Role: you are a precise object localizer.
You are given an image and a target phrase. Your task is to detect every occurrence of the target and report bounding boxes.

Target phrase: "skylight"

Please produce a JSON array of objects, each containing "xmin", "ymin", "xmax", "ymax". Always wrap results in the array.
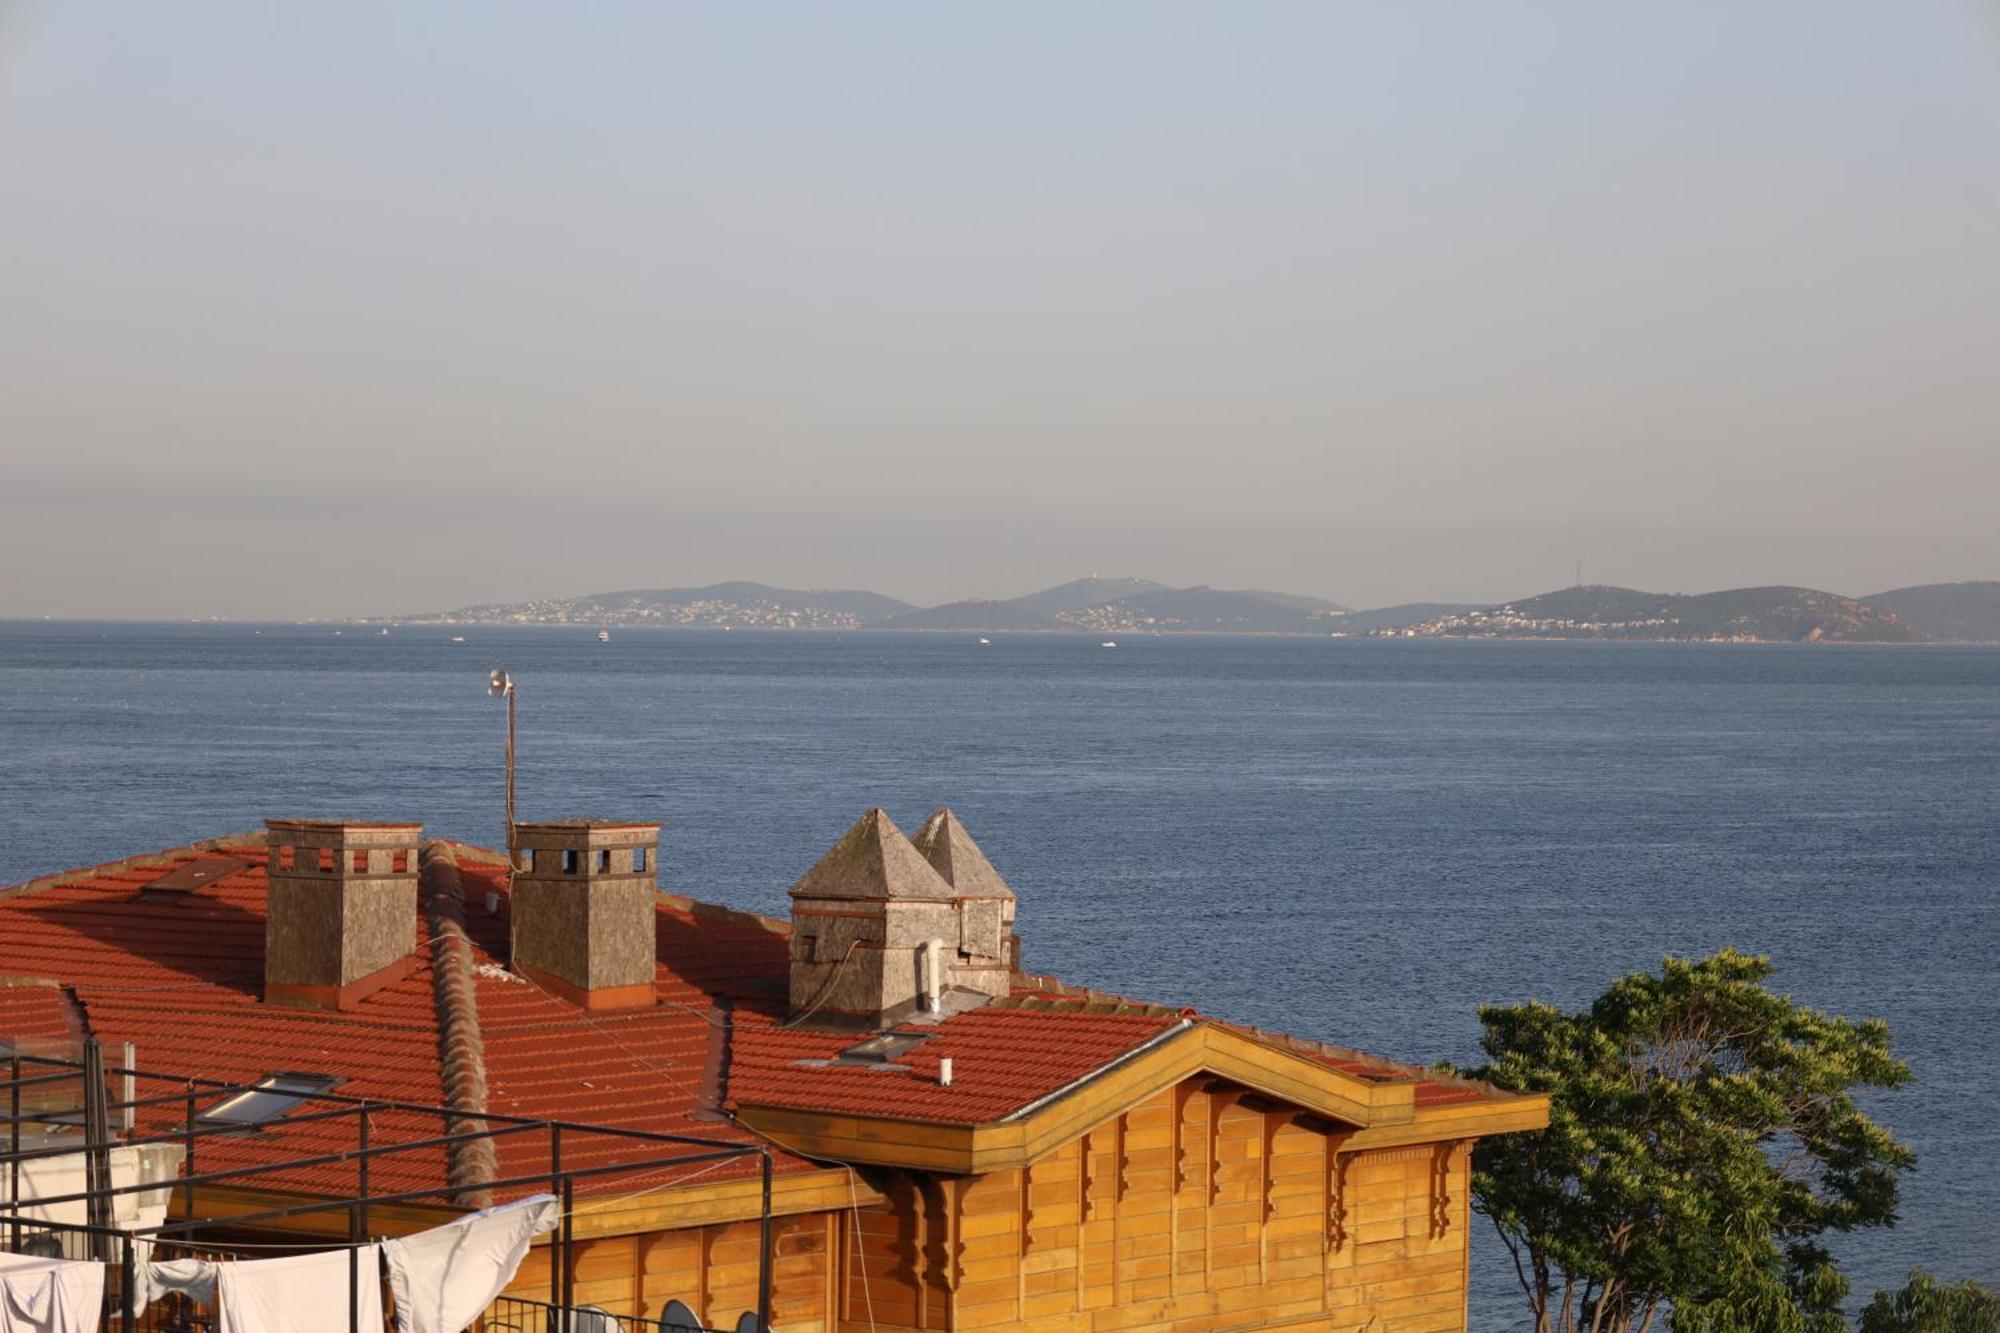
[
  {"xmin": 196, "ymin": 1073, "xmax": 338, "ymax": 1128},
  {"xmin": 836, "ymin": 1032, "xmax": 932, "ymax": 1065}
]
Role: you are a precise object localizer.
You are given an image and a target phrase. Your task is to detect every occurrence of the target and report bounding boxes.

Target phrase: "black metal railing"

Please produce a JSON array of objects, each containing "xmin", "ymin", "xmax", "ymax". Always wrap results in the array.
[
  {"xmin": 3, "ymin": 1047, "xmax": 775, "ymax": 1333},
  {"xmin": 486, "ymin": 1293, "xmax": 735, "ymax": 1333}
]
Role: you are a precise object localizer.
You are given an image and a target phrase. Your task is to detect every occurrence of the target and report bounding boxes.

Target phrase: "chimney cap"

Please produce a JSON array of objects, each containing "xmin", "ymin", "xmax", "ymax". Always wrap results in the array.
[
  {"xmin": 266, "ymin": 819, "xmax": 423, "ymax": 833},
  {"xmin": 512, "ymin": 818, "xmax": 660, "ymax": 833}
]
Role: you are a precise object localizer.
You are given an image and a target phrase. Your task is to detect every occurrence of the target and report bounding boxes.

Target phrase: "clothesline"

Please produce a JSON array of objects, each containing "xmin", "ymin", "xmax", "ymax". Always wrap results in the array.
[{"xmin": 0, "ymin": 1193, "xmax": 561, "ymax": 1333}]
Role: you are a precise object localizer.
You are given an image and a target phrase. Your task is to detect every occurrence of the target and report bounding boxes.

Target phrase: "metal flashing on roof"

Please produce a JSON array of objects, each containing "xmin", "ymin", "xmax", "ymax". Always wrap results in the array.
[
  {"xmin": 836, "ymin": 1032, "xmax": 933, "ymax": 1065},
  {"xmin": 143, "ymin": 855, "xmax": 251, "ymax": 895}
]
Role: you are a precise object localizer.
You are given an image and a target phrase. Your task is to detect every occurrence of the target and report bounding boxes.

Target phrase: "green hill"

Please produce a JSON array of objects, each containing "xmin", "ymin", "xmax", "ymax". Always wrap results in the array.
[
  {"xmin": 1396, "ymin": 585, "xmax": 1924, "ymax": 643},
  {"xmin": 1861, "ymin": 581, "xmax": 2000, "ymax": 642}
]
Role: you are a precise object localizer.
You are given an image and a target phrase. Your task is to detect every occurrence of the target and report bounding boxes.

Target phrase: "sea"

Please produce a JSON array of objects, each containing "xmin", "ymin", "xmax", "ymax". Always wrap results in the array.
[{"xmin": 1, "ymin": 621, "xmax": 1994, "ymax": 1325}]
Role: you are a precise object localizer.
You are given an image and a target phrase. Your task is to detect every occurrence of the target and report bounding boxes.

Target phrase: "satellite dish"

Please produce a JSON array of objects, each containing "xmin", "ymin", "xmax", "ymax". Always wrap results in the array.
[
  {"xmin": 570, "ymin": 1308, "xmax": 623, "ymax": 1333},
  {"xmin": 659, "ymin": 1301, "xmax": 701, "ymax": 1333}
]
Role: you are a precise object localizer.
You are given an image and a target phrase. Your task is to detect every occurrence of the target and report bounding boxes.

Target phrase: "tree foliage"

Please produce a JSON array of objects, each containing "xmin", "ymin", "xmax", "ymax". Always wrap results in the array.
[
  {"xmin": 1461, "ymin": 949, "xmax": 1912, "ymax": 1333},
  {"xmin": 1855, "ymin": 1270, "xmax": 2000, "ymax": 1333}
]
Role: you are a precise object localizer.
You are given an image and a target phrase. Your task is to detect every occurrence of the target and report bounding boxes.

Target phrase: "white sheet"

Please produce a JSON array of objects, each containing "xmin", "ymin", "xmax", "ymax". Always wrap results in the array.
[
  {"xmin": 0, "ymin": 1255, "xmax": 104, "ymax": 1333},
  {"xmin": 381, "ymin": 1194, "xmax": 561, "ymax": 1333},
  {"xmin": 137, "ymin": 1257, "xmax": 219, "ymax": 1318},
  {"xmin": 215, "ymin": 1245, "xmax": 382, "ymax": 1333}
]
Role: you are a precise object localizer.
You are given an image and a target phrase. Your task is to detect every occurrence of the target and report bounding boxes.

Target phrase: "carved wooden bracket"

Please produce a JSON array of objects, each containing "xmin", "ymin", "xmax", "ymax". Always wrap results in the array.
[
  {"xmin": 1326, "ymin": 1139, "xmax": 1351, "ymax": 1254},
  {"xmin": 1172, "ymin": 1083, "xmax": 1195, "ymax": 1193},
  {"xmin": 1115, "ymin": 1112, "xmax": 1133, "ymax": 1203},
  {"xmin": 1020, "ymin": 1163, "xmax": 1036, "ymax": 1255},
  {"xmin": 1260, "ymin": 1112, "xmax": 1281, "ymax": 1222},
  {"xmin": 1079, "ymin": 1130, "xmax": 1098, "ymax": 1222},
  {"xmin": 943, "ymin": 1178, "xmax": 965, "ymax": 1292},
  {"xmin": 1208, "ymin": 1090, "xmax": 1241, "ymax": 1205},
  {"xmin": 1429, "ymin": 1141, "xmax": 1464, "ymax": 1240}
]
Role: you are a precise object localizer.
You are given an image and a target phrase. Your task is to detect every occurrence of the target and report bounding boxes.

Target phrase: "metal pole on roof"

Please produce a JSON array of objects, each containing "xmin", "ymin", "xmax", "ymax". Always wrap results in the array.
[
  {"xmin": 82, "ymin": 1037, "xmax": 112, "ymax": 1262},
  {"xmin": 756, "ymin": 1149, "xmax": 774, "ymax": 1332},
  {"xmin": 489, "ymin": 669, "xmax": 517, "ymax": 852},
  {"xmin": 120, "ymin": 1232, "xmax": 136, "ymax": 1333},
  {"xmin": 8, "ymin": 1053, "xmax": 21, "ymax": 1253}
]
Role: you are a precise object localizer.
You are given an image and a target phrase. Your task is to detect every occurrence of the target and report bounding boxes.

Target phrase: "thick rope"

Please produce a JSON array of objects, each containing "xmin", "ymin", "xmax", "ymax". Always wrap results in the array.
[{"xmin": 419, "ymin": 842, "xmax": 498, "ymax": 1206}]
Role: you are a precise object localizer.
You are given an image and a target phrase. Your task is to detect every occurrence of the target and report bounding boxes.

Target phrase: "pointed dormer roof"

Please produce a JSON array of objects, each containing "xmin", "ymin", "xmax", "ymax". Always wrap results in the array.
[
  {"xmin": 789, "ymin": 808, "xmax": 956, "ymax": 903},
  {"xmin": 909, "ymin": 807, "xmax": 1015, "ymax": 901}
]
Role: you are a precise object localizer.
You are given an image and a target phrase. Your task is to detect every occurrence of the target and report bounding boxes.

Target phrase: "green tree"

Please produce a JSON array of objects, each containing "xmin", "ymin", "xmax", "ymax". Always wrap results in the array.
[
  {"xmin": 1461, "ymin": 949, "xmax": 1912, "ymax": 1333},
  {"xmin": 1856, "ymin": 1270, "xmax": 2000, "ymax": 1333}
]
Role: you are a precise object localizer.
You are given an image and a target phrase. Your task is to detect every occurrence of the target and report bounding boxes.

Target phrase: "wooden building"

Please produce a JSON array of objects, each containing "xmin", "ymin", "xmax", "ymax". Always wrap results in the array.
[{"xmin": 0, "ymin": 809, "xmax": 1545, "ymax": 1331}]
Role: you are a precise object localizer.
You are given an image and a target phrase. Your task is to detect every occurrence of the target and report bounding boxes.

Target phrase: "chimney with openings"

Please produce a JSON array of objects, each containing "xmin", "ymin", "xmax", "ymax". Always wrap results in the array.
[
  {"xmin": 264, "ymin": 820, "xmax": 423, "ymax": 1010},
  {"xmin": 788, "ymin": 808, "xmax": 1017, "ymax": 1029},
  {"xmin": 508, "ymin": 820, "xmax": 660, "ymax": 1011}
]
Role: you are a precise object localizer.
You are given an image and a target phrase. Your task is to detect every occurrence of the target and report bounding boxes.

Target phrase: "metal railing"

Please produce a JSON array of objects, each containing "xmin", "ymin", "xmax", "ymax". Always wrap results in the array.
[
  {"xmin": 486, "ymin": 1293, "xmax": 737, "ymax": 1333},
  {"xmin": 2, "ymin": 1047, "xmax": 775, "ymax": 1333}
]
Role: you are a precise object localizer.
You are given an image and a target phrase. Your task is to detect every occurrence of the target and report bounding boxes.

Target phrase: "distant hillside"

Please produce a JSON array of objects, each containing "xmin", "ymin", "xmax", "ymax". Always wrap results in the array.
[
  {"xmin": 1862, "ymin": 581, "xmax": 2000, "ymax": 642},
  {"xmin": 866, "ymin": 579, "xmax": 1349, "ymax": 634},
  {"xmin": 1323, "ymin": 603, "xmax": 1484, "ymax": 634},
  {"xmin": 1058, "ymin": 586, "xmax": 1348, "ymax": 634},
  {"xmin": 870, "ymin": 599, "xmax": 1060, "ymax": 632},
  {"xmin": 405, "ymin": 582, "xmax": 917, "ymax": 630},
  {"xmin": 1391, "ymin": 585, "xmax": 1923, "ymax": 643},
  {"xmin": 1007, "ymin": 577, "xmax": 1170, "ymax": 618}
]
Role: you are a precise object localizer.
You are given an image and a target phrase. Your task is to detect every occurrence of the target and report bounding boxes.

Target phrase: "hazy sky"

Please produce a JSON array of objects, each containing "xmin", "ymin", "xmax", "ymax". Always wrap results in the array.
[{"xmin": 3, "ymin": 3, "xmax": 1997, "ymax": 618}]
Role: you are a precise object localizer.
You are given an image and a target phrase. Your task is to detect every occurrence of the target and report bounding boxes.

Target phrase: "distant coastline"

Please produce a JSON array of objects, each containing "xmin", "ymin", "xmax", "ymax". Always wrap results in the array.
[{"xmin": 368, "ymin": 577, "xmax": 2000, "ymax": 645}]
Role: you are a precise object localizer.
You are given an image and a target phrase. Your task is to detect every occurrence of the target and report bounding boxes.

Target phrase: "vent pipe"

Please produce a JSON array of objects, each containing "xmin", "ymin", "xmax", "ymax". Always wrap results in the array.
[{"xmin": 923, "ymin": 938, "xmax": 944, "ymax": 1013}]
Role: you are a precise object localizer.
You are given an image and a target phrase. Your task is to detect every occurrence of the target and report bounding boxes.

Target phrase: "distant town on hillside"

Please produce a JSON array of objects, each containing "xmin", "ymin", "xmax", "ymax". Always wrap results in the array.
[{"xmin": 383, "ymin": 578, "xmax": 2000, "ymax": 644}]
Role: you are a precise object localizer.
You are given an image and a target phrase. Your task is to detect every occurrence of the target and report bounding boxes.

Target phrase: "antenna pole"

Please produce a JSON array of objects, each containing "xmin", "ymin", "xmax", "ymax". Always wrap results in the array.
[{"xmin": 490, "ymin": 669, "xmax": 517, "ymax": 852}]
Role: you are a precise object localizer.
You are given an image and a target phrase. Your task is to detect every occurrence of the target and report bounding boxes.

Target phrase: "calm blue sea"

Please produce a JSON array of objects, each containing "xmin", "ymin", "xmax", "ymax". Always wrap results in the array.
[{"xmin": 1, "ymin": 622, "xmax": 1994, "ymax": 1324}]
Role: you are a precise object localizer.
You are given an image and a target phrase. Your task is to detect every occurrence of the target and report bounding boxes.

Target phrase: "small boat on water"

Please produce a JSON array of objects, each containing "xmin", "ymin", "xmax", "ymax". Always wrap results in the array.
[
  {"xmin": 978, "ymin": 637, "xmax": 992, "ymax": 646},
  {"xmin": 1100, "ymin": 640, "xmax": 1117, "ymax": 649},
  {"xmin": 598, "ymin": 629, "xmax": 612, "ymax": 643},
  {"xmin": 450, "ymin": 635, "xmax": 467, "ymax": 643},
  {"xmin": 380, "ymin": 628, "xmax": 391, "ymax": 636}
]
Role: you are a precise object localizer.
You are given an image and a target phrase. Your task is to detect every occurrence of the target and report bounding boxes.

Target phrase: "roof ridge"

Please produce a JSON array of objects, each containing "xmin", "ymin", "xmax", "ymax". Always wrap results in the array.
[
  {"xmin": 420, "ymin": 841, "xmax": 499, "ymax": 1206},
  {"xmin": 657, "ymin": 891, "xmax": 790, "ymax": 936},
  {"xmin": 0, "ymin": 831, "xmax": 266, "ymax": 902}
]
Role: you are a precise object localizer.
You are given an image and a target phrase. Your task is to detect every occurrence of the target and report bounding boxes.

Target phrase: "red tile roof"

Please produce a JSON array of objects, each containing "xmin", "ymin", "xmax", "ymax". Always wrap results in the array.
[
  {"xmin": 0, "ymin": 833, "xmax": 1511, "ymax": 1208},
  {"xmin": 0, "ymin": 981, "xmax": 79, "ymax": 1049}
]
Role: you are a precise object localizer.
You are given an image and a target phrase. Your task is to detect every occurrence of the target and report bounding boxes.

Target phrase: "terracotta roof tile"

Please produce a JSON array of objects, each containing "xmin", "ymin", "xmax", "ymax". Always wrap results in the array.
[{"xmin": 2, "ymin": 832, "xmax": 1518, "ymax": 1206}]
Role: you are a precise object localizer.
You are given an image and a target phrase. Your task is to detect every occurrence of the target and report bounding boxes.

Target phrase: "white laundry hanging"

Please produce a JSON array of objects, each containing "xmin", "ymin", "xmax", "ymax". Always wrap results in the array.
[
  {"xmin": 214, "ymin": 1245, "xmax": 382, "ymax": 1333},
  {"xmin": 136, "ymin": 1256, "xmax": 218, "ymax": 1318},
  {"xmin": 381, "ymin": 1194, "xmax": 560, "ymax": 1333},
  {"xmin": 0, "ymin": 1253, "xmax": 105, "ymax": 1333}
]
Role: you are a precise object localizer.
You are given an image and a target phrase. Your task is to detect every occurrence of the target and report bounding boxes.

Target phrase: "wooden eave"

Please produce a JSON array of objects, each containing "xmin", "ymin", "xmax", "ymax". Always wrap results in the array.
[{"xmin": 732, "ymin": 1022, "xmax": 1550, "ymax": 1174}]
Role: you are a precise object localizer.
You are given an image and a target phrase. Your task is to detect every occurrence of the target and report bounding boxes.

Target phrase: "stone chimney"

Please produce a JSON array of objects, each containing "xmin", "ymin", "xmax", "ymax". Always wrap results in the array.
[
  {"xmin": 788, "ymin": 808, "xmax": 1016, "ymax": 1029},
  {"xmin": 508, "ymin": 820, "xmax": 660, "ymax": 1011},
  {"xmin": 264, "ymin": 820, "xmax": 423, "ymax": 1010}
]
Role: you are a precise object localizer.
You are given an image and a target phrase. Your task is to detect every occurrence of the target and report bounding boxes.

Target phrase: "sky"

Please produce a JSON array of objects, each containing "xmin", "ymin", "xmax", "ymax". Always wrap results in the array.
[{"xmin": 2, "ymin": 2, "xmax": 1997, "ymax": 618}]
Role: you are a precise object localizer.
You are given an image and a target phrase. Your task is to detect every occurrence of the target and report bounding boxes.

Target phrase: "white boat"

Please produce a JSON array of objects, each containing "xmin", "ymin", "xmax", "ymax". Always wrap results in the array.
[
  {"xmin": 1100, "ymin": 640, "xmax": 1117, "ymax": 649},
  {"xmin": 450, "ymin": 635, "xmax": 467, "ymax": 643},
  {"xmin": 978, "ymin": 637, "xmax": 991, "ymax": 646},
  {"xmin": 380, "ymin": 628, "xmax": 390, "ymax": 636},
  {"xmin": 597, "ymin": 629, "xmax": 612, "ymax": 643}
]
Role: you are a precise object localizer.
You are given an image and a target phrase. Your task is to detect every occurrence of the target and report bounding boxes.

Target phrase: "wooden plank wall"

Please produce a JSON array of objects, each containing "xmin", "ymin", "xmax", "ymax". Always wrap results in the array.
[
  {"xmin": 491, "ymin": 1077, "xmax": 1472, "ymax": 1333},
  {"xmin": 836, "ymin": 1081, "xmax": 1473, "ymax": 1333},
  {"xmin": 502, "ymin": 1210, "xmax": 835, "ymax": 1332}
]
